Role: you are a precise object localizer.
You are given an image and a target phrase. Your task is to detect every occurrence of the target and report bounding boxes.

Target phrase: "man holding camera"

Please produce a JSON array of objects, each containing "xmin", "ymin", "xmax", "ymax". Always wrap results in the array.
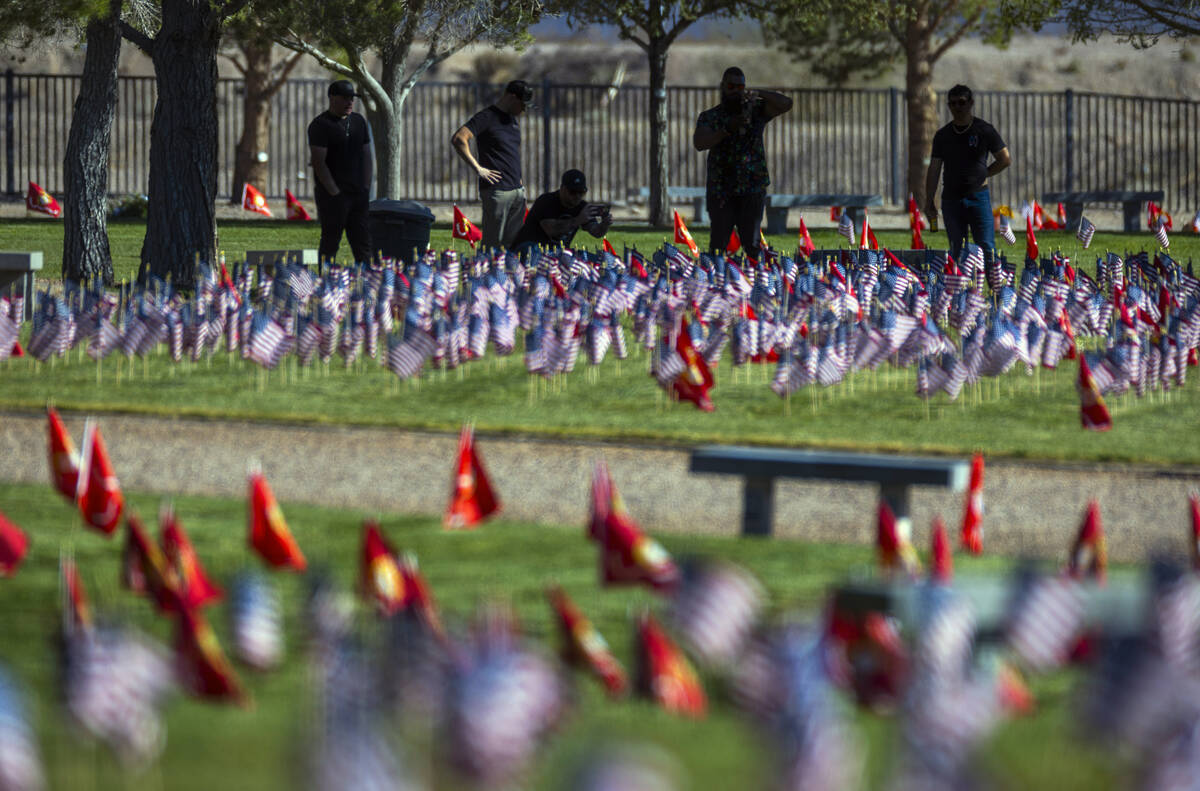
[
  {"xmin": 308, "ymin": 79, "xmax": 374, "ymax": 264},
  {"xmin": 693, "ymin": 67, "xmax": 793, "ymax": 261},
  {"xmin": 510, "ymin": 169, "xmax": 612, "ymax": 253}
]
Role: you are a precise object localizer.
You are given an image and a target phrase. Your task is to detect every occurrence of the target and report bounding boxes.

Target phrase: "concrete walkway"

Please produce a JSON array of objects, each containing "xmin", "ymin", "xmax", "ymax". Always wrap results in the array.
[{"xmin": 2, "ymin": 411, "xmax": 1198, "ymax": 563}]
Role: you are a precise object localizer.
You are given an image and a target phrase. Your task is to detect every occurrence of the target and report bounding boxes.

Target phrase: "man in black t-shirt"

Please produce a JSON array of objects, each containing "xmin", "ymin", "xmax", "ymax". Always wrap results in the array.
[
  {"xmin": 510, "ymin": 169, "xmax": 612, "ymax": 252},
  {"xmin": 307, "ymin": 80, "xmax": 374, "ymax": 264},
  {"xmin": 924, "ymin": 84, "xmax": 1012, "ymax": 270},
  {"xmin": 451, "ymin": 80, "xmax": 533, "ymax": 250}
]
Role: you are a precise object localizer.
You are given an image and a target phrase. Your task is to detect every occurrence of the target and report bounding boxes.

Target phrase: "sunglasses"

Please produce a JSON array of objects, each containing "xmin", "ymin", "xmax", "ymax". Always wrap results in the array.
[{"xmin": 948, "ymin": 98, "xmax": 971, "ymax": 107}]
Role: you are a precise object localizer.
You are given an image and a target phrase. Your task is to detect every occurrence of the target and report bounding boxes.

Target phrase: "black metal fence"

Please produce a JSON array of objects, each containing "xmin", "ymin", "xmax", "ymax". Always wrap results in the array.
[{"xmin": 4, "ymin": 69, "xmax": 1198, "ymax": 214}]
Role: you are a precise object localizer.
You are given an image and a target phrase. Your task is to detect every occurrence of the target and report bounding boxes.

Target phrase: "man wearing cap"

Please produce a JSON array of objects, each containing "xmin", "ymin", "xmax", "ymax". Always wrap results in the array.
[
  {"xmin": 693, "ymin": 67, "xmax": 792, "ymax": 261},
  {"xmin": 509, "ymin": 169, "xmax": 612, "ymax": 252},
  {"xmin": 308, "ymin": 79, "xmax": 373, "ymax": 263},
  {"xmin": 451, "ymin": 80, "xmax": 533, "ymax": 250}
]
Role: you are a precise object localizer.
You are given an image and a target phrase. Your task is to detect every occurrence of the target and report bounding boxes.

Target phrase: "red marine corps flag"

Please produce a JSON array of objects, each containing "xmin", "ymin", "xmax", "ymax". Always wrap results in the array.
[
  {"xmin": 161, "ymin": 505, "xmax": 223, "ymax": 610},
  {"xmin": 797, "ymin": 214, "xmax": 816, "ymax": 259},
  {"xmin": 589, "ymin": 459, "xmax": 678, "ymax": 592},
  {"xmin": 547, "ymin": 585, "xmax": 627, "ymax": 695},
  {"xmin": 247, "ymin": 471, "xmax": 307, "ymax": 571},
  {"xmin": 76, "ymin": 421, "xmax": 124, "ymax": 536},
  {"xmin": 1066, "ymin": 500, "xmax": 1107, "ymax": 583},
  {"xmin": 361, "ymin": 520, "xmax": 407, "ymax": 615},
  {"xmin": 241, "ymin": 183, "xmax": 272, "ymax": 217},
  {"xmin": 0, "ymin": 510, "xmax": 29, "ymax": 577},
  {"xmin": 452, "ymin": 205, "xmax": 483, "ymax": 248},
  {"xmin": 444, "ymin": 424, "xmax": 500, "ymax": 529},
  {"xmin": 960, "ymin": 452, "xmax": 984, "ymax": 555},
  {"xmin": 284, "ymin": 189, "xmax": 312, "ymax": 221},
  {"xmin": 26, "ymin": 181, "xmax": 61, "ymax": 217},
  {"xmin": 673, "ymin": 211, "xmax": 699, "ymax": 258},
  {"xmin": 46, "ymin": 406, "xmax": 80, "ymax": 501},
  {"xmin": 1076, "ymin": 355, "xmax": 1112, "ymax": 431},
  {"xmin": 634, "ymin": 613, "xmax": 706, "ymax": 717}
]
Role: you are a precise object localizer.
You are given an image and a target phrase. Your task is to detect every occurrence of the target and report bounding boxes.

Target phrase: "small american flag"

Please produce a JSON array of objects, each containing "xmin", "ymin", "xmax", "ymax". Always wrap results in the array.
[
  {"xmin": 248, "ymin": 314, "xmax": 287, "ymax": 369},
  {"xmin": 998, "ymin": 214, "xmax": 1017, "ymax": 245},
  {"xmin": 385, "ymin": 327, "xmax": 435, "ymax": 379},
  {"xmin": 1076, "ymin": 215, "xmax": 1096, "ymax": 248},
  {"xmin": 837, "ymin": 211, "xmax": 856, "ymax": 247},
  {"xmin": 1155, "ymin": 216, "xmax": 1171, "ymax": 249},
  {"xmin": 0, "ymin": 666, "xmax": 44, "ymax": 789}
]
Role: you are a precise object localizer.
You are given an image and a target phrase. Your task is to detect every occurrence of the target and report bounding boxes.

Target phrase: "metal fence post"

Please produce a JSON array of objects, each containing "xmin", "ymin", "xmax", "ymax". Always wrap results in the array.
[
  {"xmin": 889, "ymin": 87, "xmax": 900, "ymax": 205},
  {"xmin": 4, "ymin": 69, "xmax": 14, "ymax": 197},
  {"xmin": 542, "ymin": 76, "xmax": 552, "ymax": 195},
  {"xmin": 1063, "ymin": 88, "xmax": 1074, "ymax": 193}
]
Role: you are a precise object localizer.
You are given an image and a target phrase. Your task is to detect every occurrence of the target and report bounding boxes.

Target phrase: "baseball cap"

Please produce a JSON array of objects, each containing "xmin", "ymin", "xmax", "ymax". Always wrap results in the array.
[
  {"xmin": 505, "ymin": 80, "xmax": 534, "ymax": 104},
  {"xmin": 328, "ymin": 80, "xmax": 360, "ymax": 98},
  {"xmin": 561, "ymin": 169, "xmax": 587, "ymax": 193}
]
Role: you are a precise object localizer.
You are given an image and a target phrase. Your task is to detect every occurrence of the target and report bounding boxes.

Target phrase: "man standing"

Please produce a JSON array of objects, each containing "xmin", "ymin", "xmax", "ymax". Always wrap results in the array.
[
  {"xmin": 924, "ymin": 84, "xmax": 1012, "ymax": 269},
  {"xmin": 693, "ymin": 67, "xmax": 792, "ymax": 261},
  {"xmin": 308, "ymin": 80, "xmax": 374, "ymax": 264},
  {"xmin": 451, "ymin": 80, "xmax": 534, "ymax": 250},
  {"xmin": 509, "ymin": 169, "xmax": 612, "ymax": 253}
]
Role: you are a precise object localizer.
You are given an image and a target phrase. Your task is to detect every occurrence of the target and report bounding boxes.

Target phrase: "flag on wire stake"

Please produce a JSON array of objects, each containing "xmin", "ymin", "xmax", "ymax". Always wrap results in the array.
[
  {"xmin": 444, "ymin": 424, "xmax": 500, "ymax": 529},
  {"xmin": 452, "ymin": 205, "xmax": 482, "ymax": 247},
  {"xmin": 673, "ymin": 211, "xmax": 699, "ymax": 258},
  {"xmin": 247, "ymin": 470, "xmax": 307, "ymax": 571},
  {"xmin": 285, "ymin": 189, "xmax": 312, "ymax": 221},
  {"xmin": 241, "ymin": 183, "xmax": 272, "ymax": 217},
  {"xmin": 1076, "ymin": 216, "xmax": 1096, "ymax": 249},
  {"xmin": 26, "ymin": 180, "xmax": 61, "ymax": 217}
]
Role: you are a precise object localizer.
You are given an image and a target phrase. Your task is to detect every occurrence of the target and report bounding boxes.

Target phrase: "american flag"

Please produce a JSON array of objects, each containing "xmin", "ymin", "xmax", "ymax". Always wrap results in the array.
[
  {"xmin": 0, "ymin": 666, "xmax": 44, "ymax": 790},
  {"xmin": 229, "ymin": 571, "xmax": 283, "ymax": 671},
  {"xmin": 386, "ymin": 327, "xmax": 436, "ymax": 379},
  {"xmin": 669, "ymin": 559, "xmax": 764, "ymax": 668},
  {"xmin": 837, "ymin": 211, "xmax": 856, "ymax": 247},
  {"xmin": 1155, "ymin": 216, "xmax": 1171, "ymax": 249},
  {"xmin": 248, "ymin": 314, "xmax": 288, "ymax": 369},
  {"xmin": 0, "ymin": 315, "xmax": 18, "ymax": 363},
  {"xmin": 1076, "ymin": 215, "xmax": 1096, "ymax": 248},
  {"xmin": 1006, "ymin": 573, "xmax": 1085, "ymax": 673},
  {"xmin": 998, "ymin": 214, "xmax": 1017, "ymax": 245}
]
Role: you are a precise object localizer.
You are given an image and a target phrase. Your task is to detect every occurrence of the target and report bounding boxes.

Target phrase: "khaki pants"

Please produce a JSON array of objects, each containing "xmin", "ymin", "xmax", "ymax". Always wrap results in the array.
[{"xmin": 480, "ymin": 187, "xmax": 526, "ymax": 250}]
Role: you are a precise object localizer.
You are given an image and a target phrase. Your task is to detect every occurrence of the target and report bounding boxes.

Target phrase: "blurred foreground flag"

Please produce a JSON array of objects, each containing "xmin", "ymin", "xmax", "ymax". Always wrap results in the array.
[
  {"xmin": 77, "ymin": 421, "xmax": 124, "ymax": 536},
  {"xmin": 634, "ymin": 613, "xmax": 706, "ymax": 717},
  {"xmin": 0, "ymin": 666, "xmax": 46, "ymax": 790},
  {"xmin": 1191, "ymin": 493, "xmax": 1200, "ymax": 571},
  {"xmin": 161, "ymin": 505, "xmax": 222, "ymax": 610},
  {"xmin": 876, "ymin": 499, "xmax": 921, "ymax": 577},
  {"xmin": 247, "ymin": 471, "xmax": 307, "ymax": 571},
  {"xmin": 444, "ymin": 424, "xmax": 500, "ymax": 529},
  {"xmin": 929, "ymin": 516, "xmax": 952, "ymax": 583},
  {"xmin": 241, "ymin": 183, "xmax": 272, "ymax": 217},
  {"xmin": 361, "ymin": 520, "xmax": 406, "ymax": 615},
  {"xmin": 960, "ymin": 452, "xmax": 984, "ymax": 555},
  {"xmin": 0, "ymin": 510, "xmax": 28, "ymax": 576},
  {"xmin": 589, "ymin": 459, "xmax": 678, "ymax": 592},
  {"xmin": 229, "ymin": 571, "xmax": 283, "ymax": 671},
  {"xmin": 46, "ymin": 406, "xmax": 79, "ymax": 501},
  {"xmin": 547, "ymin": 585, "xmax": 627, "ymax": 695},
  {"xmin": 122, "ymin": 513, "xmax": 183, "ymax": 614},
  {"xmin": 174, "ymin": 608, "xmax": 247, "ymax": 705},
  {"xmin": 285, "ymin": 189, "xmax": 312, "ymax": 221},
  {"xmin": 1066, "ymin": 500, "xmax": 1107, "ymax": 583},
  {"xmin": 26, "ymin": 180, "xmax": 60, "ymax": 217}
]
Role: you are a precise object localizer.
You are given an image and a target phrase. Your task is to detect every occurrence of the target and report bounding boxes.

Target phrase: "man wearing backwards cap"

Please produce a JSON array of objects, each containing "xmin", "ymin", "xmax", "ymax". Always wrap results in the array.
[
  {"xmin": 509, "ymin": 169, "xmax": 612, "ymax": 252},
  {"xmin": 308, "ymin": 79, "xmax": 374, "ymax": 263},
  {"xmin": 451, "ymin": 80, "xmax": 534, "ymax": 249}
]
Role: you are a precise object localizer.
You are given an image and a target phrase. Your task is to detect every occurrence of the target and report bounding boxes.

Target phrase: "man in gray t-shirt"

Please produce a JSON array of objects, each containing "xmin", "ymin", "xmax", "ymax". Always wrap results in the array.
[{"xmin": 451, "ymin": 80, "xmax": 533, "ymax": 250}]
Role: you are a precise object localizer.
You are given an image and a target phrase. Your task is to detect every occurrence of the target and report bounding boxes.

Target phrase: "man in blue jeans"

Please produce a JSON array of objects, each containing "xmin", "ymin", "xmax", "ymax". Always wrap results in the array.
[{"xmin": 924, "ymin": 85, "xmax": 1012, "ymax": 269}]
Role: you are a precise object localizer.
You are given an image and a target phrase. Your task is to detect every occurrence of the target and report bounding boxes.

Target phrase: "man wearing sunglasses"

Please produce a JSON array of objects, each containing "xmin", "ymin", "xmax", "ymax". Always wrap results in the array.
[
  {"xmin": 924, "ymin": 84, "xmax": 1012, "ymax": 271},
  {"xmin": 509, "ymin": 169, "xmax": 612, "ymax": 253},
  {"xmin": 308, "ymin": 79, "xmax": 374, "ymax": 264},
  {"xmin": 693, "ymin": 66, "xmax": 793, "ymax": 261},
  {"xmin": 452, "ymin": 80, "xmax": 534, "ymax": 250}
]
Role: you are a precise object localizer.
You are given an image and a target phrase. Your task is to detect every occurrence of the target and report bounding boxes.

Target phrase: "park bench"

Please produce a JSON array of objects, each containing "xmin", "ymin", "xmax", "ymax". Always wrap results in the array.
[
  {"xmin": 765, "ymin": 194, "xmax": 884, "ymax": 235},
  {"xmin": 245, "ymin": 249, "xmax": 319, "ymax": 273},
  {"xmin": 0, "ymin": 251, "xmax": 43, "ymax": 321},
  {"xmin": 633, "ymin": 187, "xmax": 709, "ymax": 224},
  {"xmin": 689, "ymin": 445, "xmax": 968, "ymax": 537},
  {"xmin": 1042, "ymin": 190, "xmax": 1164, "ymax": 233}
]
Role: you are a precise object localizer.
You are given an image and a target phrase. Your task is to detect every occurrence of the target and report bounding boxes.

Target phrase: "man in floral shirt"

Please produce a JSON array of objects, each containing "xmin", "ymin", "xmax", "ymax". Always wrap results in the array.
[{"xmin": 693, "ymin": 67, "xmax": 793, "ymax": 261}]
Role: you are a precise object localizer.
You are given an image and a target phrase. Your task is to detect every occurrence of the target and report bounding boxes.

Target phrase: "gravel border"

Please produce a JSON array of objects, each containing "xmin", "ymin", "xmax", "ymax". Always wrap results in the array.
[{"xmin": 2, "ymin": 410, "xmax": 1198, "ymax": 564}]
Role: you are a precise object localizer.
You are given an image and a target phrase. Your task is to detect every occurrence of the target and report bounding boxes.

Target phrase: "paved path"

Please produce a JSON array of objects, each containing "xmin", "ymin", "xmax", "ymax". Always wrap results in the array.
[{"xmin": 2, "ymin": 411, "xmax": 1198, "ymax": 563}]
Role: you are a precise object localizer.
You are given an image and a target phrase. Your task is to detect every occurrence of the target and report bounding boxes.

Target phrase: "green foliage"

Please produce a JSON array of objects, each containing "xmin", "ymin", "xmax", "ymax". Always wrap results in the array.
[
  {"xmin": 0, "ymin": 479, "xmax": 1132, "ymax": 789},
  {"xmin": 766, "ymin": 0, "xmax": 1059, "ymax": 85},
  {"xmin": 1059, "ymin": 0, "xmax": 1200, "ymax": 47},
  {"xmin": 0, "ymin": 0, "xmax": 104, "ymax": 45}
]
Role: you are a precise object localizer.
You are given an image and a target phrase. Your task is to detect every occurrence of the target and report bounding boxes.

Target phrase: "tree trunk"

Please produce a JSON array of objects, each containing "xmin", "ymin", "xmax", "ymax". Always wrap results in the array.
[
  {"xmin": 370, "ymin": 53, "xmax": 401, "ymax": 200},
  {"xmin": 904, "ymin": 25, "xmax": 937, "ymax": 208},
  {"xmin": 229, "ymin": 40, "xmax": 273, "ymax": 204},
  {"xmin": 139, "ymin": 0, "xmax": 222, "ymax": 289},
  {"xmin": 647, "ymin": 39, "xmax": 670, "ymax": 229},
  {"xmin": 62, "ymin": 5, "xmax": 121, "ymax": 286}
]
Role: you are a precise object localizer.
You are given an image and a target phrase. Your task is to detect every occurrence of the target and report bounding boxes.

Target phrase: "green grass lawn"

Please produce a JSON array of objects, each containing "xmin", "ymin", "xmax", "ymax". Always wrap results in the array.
[{"xmin": 0, "ymin": 479, "xmax": 1132, "ymax": 791}]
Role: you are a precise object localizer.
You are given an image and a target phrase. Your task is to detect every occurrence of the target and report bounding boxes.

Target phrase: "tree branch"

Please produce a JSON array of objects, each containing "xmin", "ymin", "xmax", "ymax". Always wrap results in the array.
[
  {"xmin": 275, "ymin": 33, "xmax": 355, "ymax": 78},
  {"xmin": 931, "ymin": 7, "xmax": 983, "ymax": 61},
  {"xmin": 266, "ymin": 50, "xmax": 305, "ymax": 94},
  {"xmin": 1130, "ymin": 0, "xmax": 1200, "ymax": 36},
  {"xmin": 119, "ymin": 19, "xmax": 154, "ymax": 55},
  {"xmin": 219, "ymin": 51, "xmax": 247, "ymax": 75}
]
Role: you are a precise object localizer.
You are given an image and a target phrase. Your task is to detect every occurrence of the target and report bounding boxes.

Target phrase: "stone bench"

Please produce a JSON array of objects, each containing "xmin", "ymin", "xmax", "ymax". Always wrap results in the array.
[
  {"xmin": 1042, "ymin": 190, "xmax": 1164, "ymax": 232},
  {"xmin": 0, "ymin": 252, "xmax": 43, "ymax": 322},
  {"xmin": 764, "ymin": 194, "xmax": 884, "ymax": 235},
  {"xmin": 690, "ymin": 445, "xmax": 968, "ymax": 537}
]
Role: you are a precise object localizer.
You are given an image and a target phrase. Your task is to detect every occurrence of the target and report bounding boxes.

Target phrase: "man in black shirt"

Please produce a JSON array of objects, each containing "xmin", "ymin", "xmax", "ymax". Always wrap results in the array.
[
  {"xmin": 510, "ymin": 169, "xmax": 612, "ymax": 252},
  {"xmin": 451, "ymin": 80, "xmax": 533, "ymax": 250},
  {"xmin": 924, "ymin": 84, "xmax": 1012, "ymax": 270},
  {"xmin": 308, "ymin": 80, "xmax": 374, "ymax": 264}
]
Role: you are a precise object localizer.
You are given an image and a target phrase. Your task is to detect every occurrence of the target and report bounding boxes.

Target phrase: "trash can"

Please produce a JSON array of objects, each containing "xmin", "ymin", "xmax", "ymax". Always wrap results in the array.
[{"xmin": 367, "ymin": 199, "xmax": 435, "ymax": 265}]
